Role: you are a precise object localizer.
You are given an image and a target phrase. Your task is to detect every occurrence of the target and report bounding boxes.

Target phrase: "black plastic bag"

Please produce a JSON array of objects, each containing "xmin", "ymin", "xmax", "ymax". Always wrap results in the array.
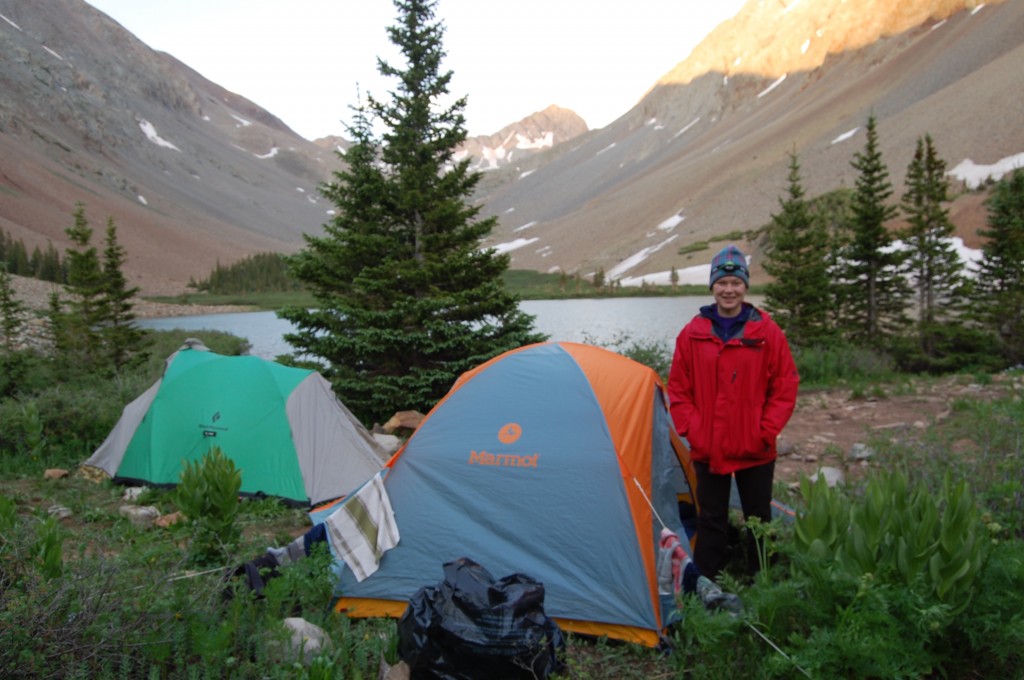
[{"xmin": 397, "ymin": 557, "xmax": 565, "ymax": 680}]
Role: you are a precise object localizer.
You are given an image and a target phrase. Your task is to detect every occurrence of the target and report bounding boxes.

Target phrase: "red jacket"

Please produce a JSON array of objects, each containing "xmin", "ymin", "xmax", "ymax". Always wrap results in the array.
[{"xmin": 667, "ymin": 304, "xmax": 799, "ymax": 475}]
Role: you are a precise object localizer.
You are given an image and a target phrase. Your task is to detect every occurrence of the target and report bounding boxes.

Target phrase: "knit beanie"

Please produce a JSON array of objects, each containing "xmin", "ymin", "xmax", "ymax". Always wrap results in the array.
[{"xmin": 709, "ymin": 245, "xmax": 749, "ymax": 288}]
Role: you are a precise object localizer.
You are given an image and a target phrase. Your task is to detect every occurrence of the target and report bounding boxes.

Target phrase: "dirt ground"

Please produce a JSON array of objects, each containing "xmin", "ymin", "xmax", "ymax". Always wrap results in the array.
[{"xmin": 772, "ymin": 373, "xmax": 1019, "ymax": 487}]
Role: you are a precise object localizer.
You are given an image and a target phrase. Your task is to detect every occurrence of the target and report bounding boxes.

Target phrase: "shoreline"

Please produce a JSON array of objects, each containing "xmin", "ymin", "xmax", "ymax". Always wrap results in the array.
[{"xmin": 9, "ymin": 274, "xmax": 256, "ymax": 319}]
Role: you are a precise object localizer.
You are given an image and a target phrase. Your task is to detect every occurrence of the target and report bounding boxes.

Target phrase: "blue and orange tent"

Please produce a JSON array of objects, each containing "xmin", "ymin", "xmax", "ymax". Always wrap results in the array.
[{"xmin": 324, "ymin": 341, "xmax": 698, "ymax": 646}]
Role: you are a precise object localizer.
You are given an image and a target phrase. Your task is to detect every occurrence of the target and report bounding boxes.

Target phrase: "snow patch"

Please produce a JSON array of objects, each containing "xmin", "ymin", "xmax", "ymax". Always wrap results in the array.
[
  {"xmin": 801, "ymin": 38, "xmax": 810, "ymax": 54},
  {"xmin": 970, "ymin": 4, "xmax": 985, "ymax": 15},
  {"xmin": 516, "ymin": 131, "xmax": 553, "ymax": 150},
  {"xmin": 674, "ymin": 117, "xmax": 700, "ymax": 140},
  {"xmin": 657, "ymin": 214, "xmax": 685, "ymax": 231},
  {"xmin": 490, "ymin": 238, "xmax": 539, "ymax": 255},
  {"xmin": 607, "ymin": 235, "xmax": 679, "ymax": 280},
  {"xmin": 519, "ymin": 169, "xmax": 535, "ymax": 179},
  {"xmin": 620, "ymin": 263, "xmax": 709, "ymax": 288},
  {"xmin": 757, "ymin": 74, "xmax": 787, "ymax": 98},
  {"xmin": 231, "ymin": 114, "xmax": 252, "ymax": 127},
  {"xmin": 514, "ymin": 221, "xmax": 538, "ymax": 233},
  {"xmin": 596, "ymin": 143, "xmax": 617, "ymax": 155},
  {"xmin": 137, "ymin": 195, "xmax": 148, "ymax": 206},
  {"xmin": 948, "ymin": 153, "xmax": 1024, "ymax": 189},
  {"xmin": 0, "ymin": 13, "xmax": 21, "ymax": 30},
  {"xmin": 138, "ymin": 120, "xmax": 181, "ymax": 151},
  {"xmin": 831, "ymin": 127, "xmax": 859, "ymax": 144},
  {"xmin": 255, "ymin": 147, "xmax": 280, "ymax": 159},
  {"xmin": 930, "ymin": 19, "xmax": 947, "ymax": 31},
  {"xmin": 43, "ymin": 46, "xmax": 63, "ymax": 60}
]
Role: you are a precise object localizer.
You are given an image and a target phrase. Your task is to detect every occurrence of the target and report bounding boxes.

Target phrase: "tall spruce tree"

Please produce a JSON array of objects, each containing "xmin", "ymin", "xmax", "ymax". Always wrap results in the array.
[
  {"xmin": 101, "ymin": 219, "xmax": 149, "ymax": 372},
  {"xmin": 837, "ymin": 115, "xmax": 909, "ymax": 344},
  {"xmin": 974, "ymin": 168, "xmax": 1024, "ymax": 366},
  {"xmin": 898, "ymin": 135, "xmax": 973, "ymax": 369},
  {"xmin": 762, "ymin": 152, "xmax": 834, "ymax": 348},
  {"xmin": 60, "ymin": 203, "xmax": 107, "ymax": 371},
  {"xmin": 280, "ymin": 0, "xmax": 543, "ymax": 425}
]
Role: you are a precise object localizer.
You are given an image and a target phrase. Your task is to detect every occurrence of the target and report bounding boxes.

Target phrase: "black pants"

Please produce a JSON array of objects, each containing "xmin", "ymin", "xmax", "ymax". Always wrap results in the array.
[{"xmin": 693, "ymin": 459, "xmax": 775, "ymax": 579}]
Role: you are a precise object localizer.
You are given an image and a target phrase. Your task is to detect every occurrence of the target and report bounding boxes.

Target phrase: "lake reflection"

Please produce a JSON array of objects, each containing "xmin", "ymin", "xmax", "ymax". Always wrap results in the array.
[{"xmin": 135, "ymin": 297, "xmax": 718, "ymax": 360}]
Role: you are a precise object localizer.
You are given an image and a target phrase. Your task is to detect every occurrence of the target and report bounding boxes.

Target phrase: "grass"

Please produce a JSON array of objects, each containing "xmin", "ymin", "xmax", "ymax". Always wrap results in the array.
[{"xmin": 143, "ymin": 270, "xmax": 723, "ymax": 309}]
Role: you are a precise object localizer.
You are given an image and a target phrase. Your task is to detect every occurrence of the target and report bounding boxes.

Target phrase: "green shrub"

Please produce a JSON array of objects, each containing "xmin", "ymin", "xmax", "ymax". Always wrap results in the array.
[
  {"xmin": 590, "ymin": 332, "xmax": 673, "ymax": 379},
  {"xmin": 678, "ymin": 241, "xmax": 710, "ymax": 256},
  {"xmin": 780, "ymin": 471, "xmax": 989, "ymax": 676},
  {"xmin": 176, "ymin": 446, "xmax": 242, "ymax": 567},
  {"xmin": 793, "ymin": 343, "xmax": 897, "ymax": 388}
]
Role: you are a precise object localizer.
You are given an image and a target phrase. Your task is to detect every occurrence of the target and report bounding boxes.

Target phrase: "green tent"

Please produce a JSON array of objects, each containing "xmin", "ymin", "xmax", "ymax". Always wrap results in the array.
[{"xmin": 83, "ymin": 340, "xmax": 387, "ymax": 506}]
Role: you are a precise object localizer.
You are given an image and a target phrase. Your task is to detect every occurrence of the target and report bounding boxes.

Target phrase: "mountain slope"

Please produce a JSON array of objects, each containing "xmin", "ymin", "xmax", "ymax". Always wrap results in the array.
[
  {"xmin": 474, "ymin": 0, "xmax": 1024, "ymax": 284},
  {"xmin": 1, "ymin": 0, "xmax": 1021, "ymax": 294}
]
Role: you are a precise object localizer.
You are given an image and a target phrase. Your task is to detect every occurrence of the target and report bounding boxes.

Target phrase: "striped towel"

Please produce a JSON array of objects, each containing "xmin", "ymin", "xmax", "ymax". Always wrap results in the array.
[{"xmin": 324, "ymin": 470, "xmax": 399, "ymax": 582}]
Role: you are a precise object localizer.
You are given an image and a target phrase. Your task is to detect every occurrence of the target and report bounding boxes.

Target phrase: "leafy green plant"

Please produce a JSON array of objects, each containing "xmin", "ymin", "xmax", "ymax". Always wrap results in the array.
[
  {"xmin": 176, "ymin": 446, "xmax": 241, "ymax": 566},
  {"xmin": 32, "ymin": 514, "xmax": 63, "ymax": 579},
  {"xmin": 794, "ymin": 470, "xmax": 987, "ymax": 617},
  {"xmin": 744, "ymin": 516, "xmax": 780, "ymax": 584},
  {"xmin": 21, "ymin": 401, "xmax": 45, "ymax": 461}
]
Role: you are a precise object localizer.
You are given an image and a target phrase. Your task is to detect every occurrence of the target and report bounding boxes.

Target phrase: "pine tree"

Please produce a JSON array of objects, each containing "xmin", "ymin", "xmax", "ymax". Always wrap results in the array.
[
  {"xmin": 37, "ymin": 241, "xmax": 63, "ymax": 283},
  {"xmin": 5, "ymin": 238, "xmax": 29, "ymax": 276},
  {"xmin": 898, "ymin": 135, "xmax": 976, "ymax": 370},
  {"xmin": 762, "ymin": 151, "xmax": 834, "ymax": 348},
  {"xmin": 280, "ymin": 0, "xmax": 543, "ymax": 425},
  {"xmin": 59, "ymin": 203, "xmax": 107, "ymax": 371},
  {"xmin": 0, "ymin": 263, "xmax": 26, "ymax": 352},
  {"xmin": 837, "ymin": 115, "xmax": 910, "ymax": 344},
  {"xmin": 101, "ymin": 218, "xmax": 149, "ymax": 372},
  {"xmin": 974, "ymin": 168, "xmax": 1024, "ymax": 366}
]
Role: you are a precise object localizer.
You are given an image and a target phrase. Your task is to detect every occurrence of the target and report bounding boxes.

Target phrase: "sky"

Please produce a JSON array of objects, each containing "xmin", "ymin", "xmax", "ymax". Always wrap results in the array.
[{"xmin": 82, "ymin": 0, "xmax": 748, "ymax": 140}]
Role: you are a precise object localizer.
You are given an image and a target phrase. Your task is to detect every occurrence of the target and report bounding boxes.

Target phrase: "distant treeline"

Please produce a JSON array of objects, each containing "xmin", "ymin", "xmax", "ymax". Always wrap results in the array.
[
  {"xmin": 188, "ymin": 252, "xmax": 303, "ymax": 295},
  {"xmin": 0, "ymin": 230, "xmax": 65, "ymax": 283}
]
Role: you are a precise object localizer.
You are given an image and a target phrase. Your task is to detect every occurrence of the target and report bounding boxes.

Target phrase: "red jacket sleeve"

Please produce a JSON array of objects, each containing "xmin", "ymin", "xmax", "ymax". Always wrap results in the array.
[{"xmin": 759, "ymin": 322, "xmax": 799, "ymax": 443}]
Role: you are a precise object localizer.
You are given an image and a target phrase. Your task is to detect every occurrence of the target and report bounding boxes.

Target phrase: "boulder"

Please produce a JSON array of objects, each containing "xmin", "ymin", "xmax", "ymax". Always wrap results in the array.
[
  {"xmin": 373, "ymin": 433, "xmax": 402, "ymax": 455},
  {"xmin": 119, "ymin": 505, "xmax": 161, "ymax": 527},
  {"xmin": 808, "ymin": 466, "xmax": 844, "ymax": 488},
  {"xmin": 270, "ymin": 617, "xmax": 331, "ymax": 665}
]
